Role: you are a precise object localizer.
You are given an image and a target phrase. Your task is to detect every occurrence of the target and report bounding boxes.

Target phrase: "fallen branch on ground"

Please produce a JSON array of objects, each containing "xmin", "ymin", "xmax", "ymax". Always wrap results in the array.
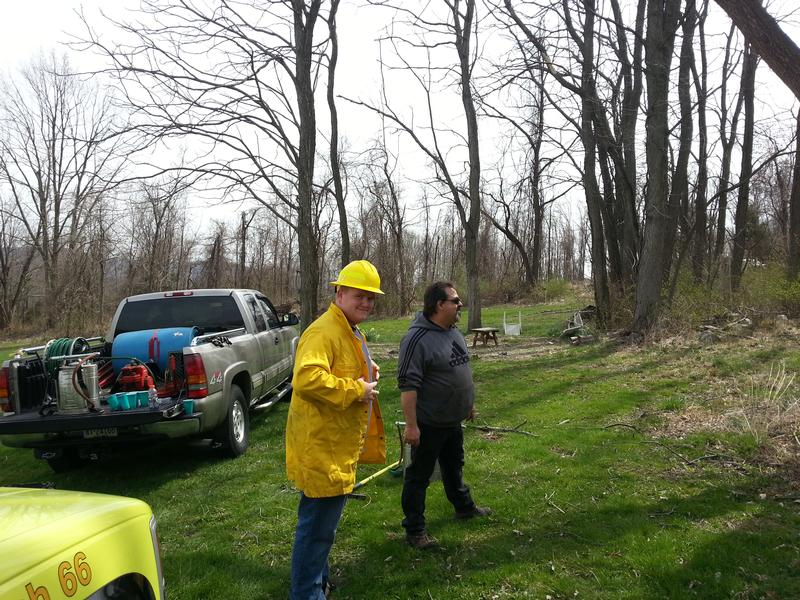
[
  {"xmin": 605, "ymin": 423, "xmax": 643, "ymax": 434},
  {"xmin": 544, "ymin": 491, "xmax": 566, "ymax": 514},
  {"xmin": 466, "ymin": 420, "xmax": 538, "ymax": 436}
]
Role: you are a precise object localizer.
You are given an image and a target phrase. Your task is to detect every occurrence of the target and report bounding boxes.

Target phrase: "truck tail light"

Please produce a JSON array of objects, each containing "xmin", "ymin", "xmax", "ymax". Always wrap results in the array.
[
  {"xmin": 183, "ymin": 354, "xmax": 208, "ymax": 399},
  {"xmin": 0, "ymin": 367, "xmax": 10, "ymax": 413}
]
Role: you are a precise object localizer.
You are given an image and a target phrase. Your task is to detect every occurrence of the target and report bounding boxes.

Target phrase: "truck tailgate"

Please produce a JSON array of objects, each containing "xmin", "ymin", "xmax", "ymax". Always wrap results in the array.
[{"xmin": 0, "ymin": 404, "xmax": 182, "ymax": 435}]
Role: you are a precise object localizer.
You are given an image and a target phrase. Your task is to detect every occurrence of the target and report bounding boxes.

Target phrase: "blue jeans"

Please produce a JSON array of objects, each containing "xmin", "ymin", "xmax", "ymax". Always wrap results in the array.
[{"xmin": 289, "ymin": 493, "xmax": 347, "ymax": 600}]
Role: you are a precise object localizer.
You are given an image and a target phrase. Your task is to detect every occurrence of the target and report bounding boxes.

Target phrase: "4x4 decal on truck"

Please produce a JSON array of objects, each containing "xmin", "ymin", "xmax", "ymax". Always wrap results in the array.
[{"xmin": 209, "ymin": 371, "xmax": 223, "ymax": 385}]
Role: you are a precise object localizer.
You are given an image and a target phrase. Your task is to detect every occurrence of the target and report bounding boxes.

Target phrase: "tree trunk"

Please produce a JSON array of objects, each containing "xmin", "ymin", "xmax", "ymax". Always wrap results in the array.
[
  {"xmin": 788, "ymin": 111, "xmax": 800, "ymax": 279},
  {"xmin": 730, "ymin": 43, "xmax": 758, "ymax": 292},
  {"xmin": 691, "ymin": 0, "xmax": 710, "ymax": 283},
  {"xmin": 294, "ymin": 0, "xmax": 322, "ymax": 327},
  {"xmin": 710, "ymin": 25, "xmax": 745, "ymax": 282},
  {"xmin": 326, "ymin": 0, "xmax": 349, "ymax": 268},
  {"xmin": 715, "ymin": 0, "xmax": 800, "ymax": 100},
  {"xmin": 581, "ymin": 0, "xmax": 610, "ymax": 324},
  {"xmin": 597, "ymin": 145, "xmax": 624, "ymax": 290},
  {"xmin": 609, "ymin": 0, "xmax": 646, "ymax": 286},
  {"xmin": 632, "ymin": 0, "xmax": 681, "ymax": 333},
  {"xmin": 664, "ymin": 0, "xmax": 696, "ymax": 280},
  {"xmin": 454, "ymin": 0, "xmax": 482, "ymax": 330}
]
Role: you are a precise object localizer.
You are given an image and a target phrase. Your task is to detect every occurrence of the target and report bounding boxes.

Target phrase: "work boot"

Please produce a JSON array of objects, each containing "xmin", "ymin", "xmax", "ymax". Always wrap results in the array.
[
  {"xmin": 455, "ymin": 505, "xmax": 492, "ymax": 520},
  {"xmin": 406, "ymin": 531, "xmax": 438, "ymax": 549}
]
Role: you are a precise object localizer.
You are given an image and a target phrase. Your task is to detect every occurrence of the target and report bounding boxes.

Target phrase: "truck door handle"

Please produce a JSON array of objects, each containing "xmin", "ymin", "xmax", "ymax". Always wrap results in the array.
[{"xmin": 274, "ymin": 336, "xmax": 279, "ymax": 345}]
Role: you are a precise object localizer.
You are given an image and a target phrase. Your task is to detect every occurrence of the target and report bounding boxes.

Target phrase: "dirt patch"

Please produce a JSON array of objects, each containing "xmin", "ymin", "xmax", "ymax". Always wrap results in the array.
[
  {"xmin": 474, "ymin": 338, "xmax": 568, "ymax": 361},
  {"xmin": 657, "ymin": 405, "xmax": 735, "ymax": 438},
  {"xmin": 371, "ymin": 337, "xmax": 571, "ymax": 362}
]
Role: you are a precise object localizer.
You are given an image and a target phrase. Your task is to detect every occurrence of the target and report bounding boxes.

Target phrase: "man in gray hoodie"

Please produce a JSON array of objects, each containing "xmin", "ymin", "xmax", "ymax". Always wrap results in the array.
[{"xmin": 398, "ymin": 281, "xmax": 491, "ymax": 549}]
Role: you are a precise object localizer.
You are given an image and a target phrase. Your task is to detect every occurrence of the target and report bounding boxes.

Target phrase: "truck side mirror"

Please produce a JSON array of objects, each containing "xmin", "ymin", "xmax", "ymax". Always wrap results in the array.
[{"xmin": 282, "ymin": 313, "xmax": 300, "ymax": 326}]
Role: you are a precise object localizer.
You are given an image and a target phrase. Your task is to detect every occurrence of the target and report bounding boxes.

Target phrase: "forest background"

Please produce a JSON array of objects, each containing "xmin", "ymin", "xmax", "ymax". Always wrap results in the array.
[{"xmin": 0, "ymin": 0, "xmax": 799, "ymax": 336}]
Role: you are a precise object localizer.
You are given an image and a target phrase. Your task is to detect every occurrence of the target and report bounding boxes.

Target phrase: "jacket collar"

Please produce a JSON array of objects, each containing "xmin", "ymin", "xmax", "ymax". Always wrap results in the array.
[{"xmin": 327, "ymin": 302, "xmax": 360, "ymax": 336}]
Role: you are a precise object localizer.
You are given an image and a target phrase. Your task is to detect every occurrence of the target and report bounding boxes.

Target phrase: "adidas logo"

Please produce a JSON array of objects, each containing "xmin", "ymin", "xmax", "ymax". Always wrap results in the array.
[{"xmin": 449, "ymin": 341, "xmax": 469, "ymax": 366}]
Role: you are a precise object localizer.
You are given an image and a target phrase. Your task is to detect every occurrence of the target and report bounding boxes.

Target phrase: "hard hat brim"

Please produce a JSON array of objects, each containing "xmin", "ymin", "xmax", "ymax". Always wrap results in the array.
[{"xmin": 330, "ymin": 280, "xmax": 385, "ymax": 295}]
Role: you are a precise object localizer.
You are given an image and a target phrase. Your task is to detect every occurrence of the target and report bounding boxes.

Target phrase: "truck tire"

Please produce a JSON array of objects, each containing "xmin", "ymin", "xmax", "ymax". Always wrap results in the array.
[
  {"xmin": 216, "ymin": 385, "xmax": 249, "ymax": 457},
  {"xmin": 45, "ymin": 448, "xmax": 86, "ymax": 473}
]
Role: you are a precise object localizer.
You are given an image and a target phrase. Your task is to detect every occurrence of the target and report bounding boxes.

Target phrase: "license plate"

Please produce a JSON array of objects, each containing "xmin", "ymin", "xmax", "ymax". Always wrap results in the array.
[{"xmin": 83, "ymin": 427, "xmax": 118, "ymax": 439}]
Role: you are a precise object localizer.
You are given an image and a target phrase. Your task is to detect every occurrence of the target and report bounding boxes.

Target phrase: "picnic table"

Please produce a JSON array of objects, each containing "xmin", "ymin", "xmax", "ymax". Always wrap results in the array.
[{"xmin": 469, "ymin": 327, "xmax": 499, "ymax": 348}]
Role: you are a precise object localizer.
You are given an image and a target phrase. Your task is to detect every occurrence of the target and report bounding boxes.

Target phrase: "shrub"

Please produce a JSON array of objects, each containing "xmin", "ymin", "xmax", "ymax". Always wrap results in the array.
[
  {"xmin": 530, "ymin": 278, "xmax": 571, "ymax": 304},
  {"xmin": 362, "ymin": 327, "xmax": 381, "ymax": 343},
  {"xmin": 662, "ymin": 273, "xmax": 727, "ymax": 332},
  {"xmin": 731, "ymin": 360, "xmax": 799, "ymax": 446},
  {"xmin": 738, "ymin": 263, "xmax": 800, "ymax": 315}
]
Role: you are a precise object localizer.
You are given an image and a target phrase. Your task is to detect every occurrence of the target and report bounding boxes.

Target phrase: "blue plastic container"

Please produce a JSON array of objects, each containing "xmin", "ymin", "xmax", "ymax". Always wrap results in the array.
[
  {"xmin": 107, "ymin": 394, "xmax": 120, "ymax": 411},
  {"xmin": 118, "ymin": 393, "xmax": 132, "ymax": 410},
  {"xmin": 111, "ymin": 327, "xmax": 197, "ymax": 375}
]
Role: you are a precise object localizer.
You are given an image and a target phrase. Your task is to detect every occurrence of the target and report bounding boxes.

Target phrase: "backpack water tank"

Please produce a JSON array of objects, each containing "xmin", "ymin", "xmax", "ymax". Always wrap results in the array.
[{"xmin": 111, "ymin": 327, "xmax": 198, "ymax": 375}]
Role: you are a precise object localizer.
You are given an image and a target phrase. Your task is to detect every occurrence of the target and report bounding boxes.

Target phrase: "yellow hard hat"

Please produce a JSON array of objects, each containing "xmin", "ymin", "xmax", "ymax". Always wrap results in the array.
[{"xmin": 330, "ymin": 260, "xmax": 385, "ymax": 295}]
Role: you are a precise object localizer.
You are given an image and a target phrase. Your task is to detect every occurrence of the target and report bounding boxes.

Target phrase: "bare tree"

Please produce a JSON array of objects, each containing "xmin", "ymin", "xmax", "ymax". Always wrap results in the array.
[
  {"xmin": 729, "ymin": 42, "xmax": 759, "ymax": 292},
  {"xmin": 0, "ymin": 53, "xmax": 124, "ymax": 328},
  {"xmin": 789, "ymin": 111, "xmax": 800, "ymax": 279},
  {"xmin": 0, "ymin": 195, "xmax": 36, "ymax": 328},
  {"xmin": 80, "ymin": 0, "xmax": 333, "ymax": 328},
  {"xmin": 325, "ymin": 0, "xmax": 350, "ymax": 267},
  {"xmin": 691, "ymin": 0, "xmax": 711, "ymax": 283},
  {"xmin": 501, "ymin": 0, "xmax": 646, "ymax": 290},
  {"xmin": 199, "ymin": 222, "xmax": 229, "ymax": 289},
  {"xmin": 358, "ymin": 140, "xmax": 411, "ymax": 314},
  {"xmin": 481, "ymin": 63, "xmax": 568, "ymax": 291},
  {"xmin": 235, "ymin": 209, "xmax": 258, "ymax": 288},
  {"xmin": 498, "ymin": 0, "xmax": 652, "ymax": 320},
  {"xmin": 110, "ymin": 176, "xmax": 194, "ymax": 297},
  {"xmin": 632, "ymin": 0, "xmax": 681, "ymax": 333},
  {"xmin": 348, "ymin": 0, "xmax": 484, "ymax": 327},
  {"xmin": 710, "ymin": 25, "xmax": 746, "ymax": 280},
  {"xmin": 663, "ymin": 0, "xmax": 697, "ymax": 281}
]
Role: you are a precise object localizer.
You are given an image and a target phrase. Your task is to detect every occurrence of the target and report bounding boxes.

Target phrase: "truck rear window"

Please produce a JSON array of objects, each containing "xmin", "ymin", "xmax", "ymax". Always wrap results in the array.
[{"xmin": 114, "ymin": 296, "xmax": 245, "ymax": 337}]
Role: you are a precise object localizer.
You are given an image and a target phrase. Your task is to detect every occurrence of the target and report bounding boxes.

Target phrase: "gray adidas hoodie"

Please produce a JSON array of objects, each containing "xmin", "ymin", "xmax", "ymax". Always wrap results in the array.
[{"xmin": 397, "ymin": 312, "xmax": 475, "ymax": 427}]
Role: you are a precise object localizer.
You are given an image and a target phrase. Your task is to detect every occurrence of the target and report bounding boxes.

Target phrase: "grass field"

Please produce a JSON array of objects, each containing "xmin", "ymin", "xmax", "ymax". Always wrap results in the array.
[{"xmin": 1, "ymin": 302, "xmax": 799, "ymax": 599}]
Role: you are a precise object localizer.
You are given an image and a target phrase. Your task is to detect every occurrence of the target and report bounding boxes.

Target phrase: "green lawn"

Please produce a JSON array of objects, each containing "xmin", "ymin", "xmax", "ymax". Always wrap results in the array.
[
  {"xmin": 1, "ymin": 304, "xmax": 799, "ymax": 599},
  {"xmin": 363, "ymin": 302, "xmax": 580, "ymax": 343}
]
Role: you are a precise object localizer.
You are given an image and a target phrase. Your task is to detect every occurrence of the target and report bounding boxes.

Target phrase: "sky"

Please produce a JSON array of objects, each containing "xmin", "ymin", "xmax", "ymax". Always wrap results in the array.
[
  {"xmin": 1, "ymin": 1, "xmax": 799, "ymax": 234},
  {"xmin": 0, "ymin": 0, "xmax": 402, "ymax": 228}
]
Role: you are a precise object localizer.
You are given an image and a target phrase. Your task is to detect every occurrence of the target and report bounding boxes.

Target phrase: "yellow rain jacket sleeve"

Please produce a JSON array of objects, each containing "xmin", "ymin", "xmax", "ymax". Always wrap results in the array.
[{"xmin": 285, "ymin": 303, "xmax": 386, "ymax": 497}]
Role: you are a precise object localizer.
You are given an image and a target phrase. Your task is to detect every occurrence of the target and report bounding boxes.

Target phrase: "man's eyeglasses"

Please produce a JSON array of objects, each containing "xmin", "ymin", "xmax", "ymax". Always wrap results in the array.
[{"xmin": 445, "ymin": 297, "xmax": 461, "ymax": 305}]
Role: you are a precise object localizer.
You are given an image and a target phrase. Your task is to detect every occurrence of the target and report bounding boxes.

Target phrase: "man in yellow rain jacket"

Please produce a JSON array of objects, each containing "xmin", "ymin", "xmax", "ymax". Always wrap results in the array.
[{"xmin": 286, "ymin": 259, "xmax": 386, "ymax": 600}]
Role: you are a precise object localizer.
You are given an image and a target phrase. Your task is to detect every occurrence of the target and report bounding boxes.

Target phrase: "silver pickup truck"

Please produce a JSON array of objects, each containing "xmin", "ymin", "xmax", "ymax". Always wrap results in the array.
[{"xmin": 0, "ymin": 289, "xmax": 299, "ymax": 471}]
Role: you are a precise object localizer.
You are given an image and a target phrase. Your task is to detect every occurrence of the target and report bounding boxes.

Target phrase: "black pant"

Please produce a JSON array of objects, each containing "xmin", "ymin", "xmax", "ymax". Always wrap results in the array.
[{"xmin": 401, "ymin": 422, "xmax": 475, "ymax": 535}]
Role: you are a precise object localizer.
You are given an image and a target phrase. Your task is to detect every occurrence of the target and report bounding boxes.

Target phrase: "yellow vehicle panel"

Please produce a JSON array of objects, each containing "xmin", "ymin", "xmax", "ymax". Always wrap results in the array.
[{"xmin": 0, "ymin": 487, "xmax": 164, "ymax": 600}]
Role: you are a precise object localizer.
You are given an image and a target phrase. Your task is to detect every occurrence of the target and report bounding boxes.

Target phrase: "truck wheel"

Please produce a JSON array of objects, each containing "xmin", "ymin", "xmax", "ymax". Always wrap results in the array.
[
  {"xmin": 45, "ymin": 449, "xmax": 86, "ymax": 473},
  {"xmin": 216, "ymin": 385, "xmax": 249, "ymax": 457}
]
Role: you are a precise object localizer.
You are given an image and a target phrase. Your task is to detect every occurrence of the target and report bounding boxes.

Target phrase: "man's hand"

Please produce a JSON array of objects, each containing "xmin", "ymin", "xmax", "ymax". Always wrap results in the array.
[
  {"xmin": 466, "ymin": 407, "xmax": 476, "ymax": 421},
  {"xmin": 404, "ymin": 423, "xmax": 420, "ymax": 447},
  {"xmin": 358, "ymin": 378, "xmax": 379, "ymax": 403},
  {"xmin": 372, "ymin": 362, "xmax": 380, "ymax": 382}
]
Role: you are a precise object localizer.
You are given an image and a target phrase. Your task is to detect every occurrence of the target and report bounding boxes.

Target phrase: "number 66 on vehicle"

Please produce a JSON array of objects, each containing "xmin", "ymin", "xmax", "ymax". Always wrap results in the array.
[{"xmin": 0, "ymin": 487, "xmax": 164, "ymax": 600}]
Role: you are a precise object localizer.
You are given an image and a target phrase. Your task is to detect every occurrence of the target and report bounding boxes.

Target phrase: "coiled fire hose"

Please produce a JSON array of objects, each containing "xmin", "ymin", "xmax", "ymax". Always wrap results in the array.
[{"xmin": 43, "ymin": 337, "xmax": 89, "ymax": 379}]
